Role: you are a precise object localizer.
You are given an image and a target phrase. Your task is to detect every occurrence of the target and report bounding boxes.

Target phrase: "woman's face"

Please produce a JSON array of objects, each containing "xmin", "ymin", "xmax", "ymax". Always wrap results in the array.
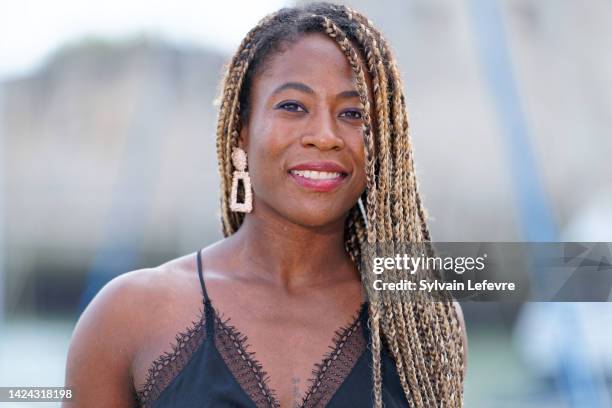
[{"xmin": 240, "ymin": 33, "xmax": 369, "ymax": 228}]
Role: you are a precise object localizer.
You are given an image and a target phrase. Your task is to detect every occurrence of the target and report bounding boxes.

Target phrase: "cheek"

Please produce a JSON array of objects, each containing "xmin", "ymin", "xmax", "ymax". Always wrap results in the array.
[
  {"xmin": 245, "ymin": 121, "xmax": 291, "ymax": 185},
  {"xmin": 354, "ymin": 166, "xmax": 367, "ymax": 198},
  {"xmin": 349, "ymin": 137, "xmax": 367, "ymax": 192}
]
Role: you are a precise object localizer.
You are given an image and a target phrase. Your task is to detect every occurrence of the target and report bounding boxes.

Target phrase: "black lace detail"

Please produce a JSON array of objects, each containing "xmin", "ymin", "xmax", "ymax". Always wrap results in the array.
[
  {"xmin": 214, "ymin": 303, "xmax": 366, "ymax": 408},
  {"xmin": 213, "ymin": 310, "xmax": 281, "ymax": 408},
  {"xmin": 136, "ymin": 308, "xmax": 207, "ymax": 408},
  {"xmin": 300, "ymin": 305, "xmax": 366, "ymax": 408},
  {"xmin": 136, "ymin": 303, "xmax": 367, "ymax": 408}
]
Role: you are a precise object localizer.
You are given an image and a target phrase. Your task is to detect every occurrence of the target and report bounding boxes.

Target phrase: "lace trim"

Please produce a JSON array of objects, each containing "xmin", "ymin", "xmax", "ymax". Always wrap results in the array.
[
  {"xmin": 136, "ymin": 303, "xmax": 366, "ymax": 408},
  {"xmin": 300, "ymin": 307, "xmax": 366, "ymax": 408},
  {"xmin": 136, "ymin": 308, "xmax": 207, "ymax": 408},
  {"xmin": 214, "ymin": 311, "xmax": 281, "ymax": 408},
  {"xmin": 214, "ymin": 304, "xmax": 366, "ymax": 408}
]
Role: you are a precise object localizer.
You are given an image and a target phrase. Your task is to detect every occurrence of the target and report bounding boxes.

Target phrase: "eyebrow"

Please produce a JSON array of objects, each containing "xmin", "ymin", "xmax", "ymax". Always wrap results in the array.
[
  {"xmin": 271, "ymin": 82, "xmax": 314, "ymax": 96},
  {"xmin": 271, "ymin": 82, "xmax": 361, "ymax": 100},
  {"xmin": 336, "ymin": 90, "xmax": 360, "ymax": 99}
]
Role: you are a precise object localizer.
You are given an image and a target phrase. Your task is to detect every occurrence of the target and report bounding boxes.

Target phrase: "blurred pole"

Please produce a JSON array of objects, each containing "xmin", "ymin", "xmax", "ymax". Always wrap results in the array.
[
  {"xmin": 466, "ymin": 0, "xmax": 556, "ymax": 242},
  {"xmin": 466, "ymin": 1, "xmax": 609, "ymax": 407},
  {"xmin": 0, "ymin": 83, "xmax": 4, "ymax": 327}
]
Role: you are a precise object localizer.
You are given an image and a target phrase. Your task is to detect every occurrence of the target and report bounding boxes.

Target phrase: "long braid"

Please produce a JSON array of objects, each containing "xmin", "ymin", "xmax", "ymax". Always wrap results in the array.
[
  {"xmin": 215, "ymin": 4, "xmax": 465, "ymax": 407},
  {"xmin": 338, "ymin": 11, "xmax": 422, "ymax": 407},
  {"xmin": 318, "ymin": 17, "xmax": 389, "ymax": 405},
  {"xmin": 337, "ymin": 18, "xmax": 440, "ymax": 406},
  {"xmin": 338, "ymin": 6, "xmax": 448, "ymax": 406},
  {"xmin": 344, "ymin": 9, "xmax": 466, "ymax": 406},
  {"xmin": 336, "ymin": 18, "xmax": 440, "ymax": 405},
  {"xmin": 215, "ymin": 12, "xmax": 281, "ymax": 236}
]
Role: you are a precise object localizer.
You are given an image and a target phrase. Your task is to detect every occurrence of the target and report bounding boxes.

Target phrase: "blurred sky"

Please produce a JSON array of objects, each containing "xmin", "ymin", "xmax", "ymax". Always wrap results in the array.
[{"xmin": 0, "ymin": 0, "xmax": 289, "ymax": 80}]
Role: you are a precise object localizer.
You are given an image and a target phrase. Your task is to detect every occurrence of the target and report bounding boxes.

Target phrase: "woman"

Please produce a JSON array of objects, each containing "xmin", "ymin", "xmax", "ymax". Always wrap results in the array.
[{"xmin": 64, "ymin": 3, "xmax": 466, "ymax": 407}]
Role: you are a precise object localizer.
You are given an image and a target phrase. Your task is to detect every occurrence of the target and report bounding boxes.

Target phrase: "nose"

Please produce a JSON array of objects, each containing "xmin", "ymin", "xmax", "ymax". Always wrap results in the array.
[{"xmin": 300, "ymin": 112, "xmax": 345, "ymax": 151}]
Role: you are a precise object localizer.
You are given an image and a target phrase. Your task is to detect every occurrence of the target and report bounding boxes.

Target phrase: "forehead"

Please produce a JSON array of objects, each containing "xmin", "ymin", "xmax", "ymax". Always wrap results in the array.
[{"xmin": 257, "ymin": 33, "xmax": 358, "ymax": 90}]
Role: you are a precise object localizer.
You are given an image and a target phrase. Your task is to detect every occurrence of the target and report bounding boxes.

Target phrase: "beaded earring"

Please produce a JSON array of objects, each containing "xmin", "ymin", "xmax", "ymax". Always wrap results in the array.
[{"xmin": 229, "ymin": 147, "xmax": 253, "ymax": 213}]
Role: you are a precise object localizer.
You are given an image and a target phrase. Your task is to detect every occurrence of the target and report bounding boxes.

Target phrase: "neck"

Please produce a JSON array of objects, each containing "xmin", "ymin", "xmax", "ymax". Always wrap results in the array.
[{"xmin": 228, "ymin": 204, "xmax": 356, "ymax": 290}]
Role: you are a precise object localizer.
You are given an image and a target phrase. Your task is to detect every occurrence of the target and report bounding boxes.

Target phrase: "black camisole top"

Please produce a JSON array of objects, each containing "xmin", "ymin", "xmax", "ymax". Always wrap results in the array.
[{"xmin": 136, "ymin": 249, "xmax": 409, "ymax": 407}]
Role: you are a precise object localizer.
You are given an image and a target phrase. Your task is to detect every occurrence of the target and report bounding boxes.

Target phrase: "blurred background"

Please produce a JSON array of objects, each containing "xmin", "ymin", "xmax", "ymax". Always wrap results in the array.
[{"xmin": 1, "ymin": 0, "xmax": 611, "ymax": 406}]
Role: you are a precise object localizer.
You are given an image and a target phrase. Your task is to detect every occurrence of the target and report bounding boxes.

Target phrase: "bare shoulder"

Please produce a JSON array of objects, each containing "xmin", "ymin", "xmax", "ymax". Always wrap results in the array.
[
  {"xmin": 452, "ymin": 301, "xmax": 466, "ymax": 332},
  {"xmin": 452, "ymin": 301, "xmax": 468, "ymax": 377},
  {"xmin": 63, "ymin": 252, "xmax": 201, "ymax": 407}
]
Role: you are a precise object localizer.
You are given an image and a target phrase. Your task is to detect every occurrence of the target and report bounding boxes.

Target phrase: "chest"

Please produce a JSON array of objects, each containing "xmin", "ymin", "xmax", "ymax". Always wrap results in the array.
[
  {"xmin": 134, "ymin": 302, "xmax": 369, "ymax": 407},
  {"xmin": 211, "ymin": 307, "xmax": 366, "ymax": 407}
]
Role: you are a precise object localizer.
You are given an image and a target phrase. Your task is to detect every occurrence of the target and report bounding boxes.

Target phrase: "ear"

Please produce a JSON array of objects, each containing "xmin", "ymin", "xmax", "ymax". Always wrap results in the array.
[{"xmin": 238, "ymin": 123, "xmax": 249, "ymax": 150}]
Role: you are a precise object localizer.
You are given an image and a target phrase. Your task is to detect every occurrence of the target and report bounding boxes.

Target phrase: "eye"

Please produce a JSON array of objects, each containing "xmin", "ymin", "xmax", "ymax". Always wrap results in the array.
[
  {"xmin": 275, "ymin": 101, "xmax": 307, "ymax": 113},
  {"xmin": 339, "ymin": 109, "xmax": 363, "ymax": 120}
]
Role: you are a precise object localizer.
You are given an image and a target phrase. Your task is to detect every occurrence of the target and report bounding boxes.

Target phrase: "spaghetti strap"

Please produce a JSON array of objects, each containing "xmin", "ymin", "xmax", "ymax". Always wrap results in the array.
[
  {"xmin": 196, "ymin": 249, "xmax": 215, "ymax": 338},
  {"xmin": 196, "ymin": 249, "xmax": 210, "ymax": 304}
]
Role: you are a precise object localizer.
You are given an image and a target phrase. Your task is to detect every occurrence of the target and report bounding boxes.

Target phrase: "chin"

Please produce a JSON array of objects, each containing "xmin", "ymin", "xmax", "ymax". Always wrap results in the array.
[
  {"xmin": 254, "ymin": 194, "xmax": 358, "ymax": 229},
  {"xmin": 280, "ymin": 203, "xmax": 350, "ymax": 229}
]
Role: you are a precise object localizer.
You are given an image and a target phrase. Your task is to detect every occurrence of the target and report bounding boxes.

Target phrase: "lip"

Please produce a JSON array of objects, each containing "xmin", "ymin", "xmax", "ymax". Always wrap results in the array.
[
  {"xmin": 288, "ymin": 161, "xmax": 349, "ymax": 173},
  {"xmin": 287, "ymin": 161, "xmax": 349, "ymax": 192}
]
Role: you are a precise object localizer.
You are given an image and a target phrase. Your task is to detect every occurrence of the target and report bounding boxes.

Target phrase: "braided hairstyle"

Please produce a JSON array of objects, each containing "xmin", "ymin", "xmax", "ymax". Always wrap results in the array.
[{"xmin": 215, "ymin": 3, "xmax": 465, "ymax": 407}]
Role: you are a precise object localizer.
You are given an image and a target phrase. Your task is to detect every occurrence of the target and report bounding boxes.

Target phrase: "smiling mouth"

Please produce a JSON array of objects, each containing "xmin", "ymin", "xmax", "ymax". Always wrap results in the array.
[
  {"xmin": 289, "ymin": 169, "xmax": 346, "ymax": 180},
  {"xmin": 287, "ymin": 169, "xmax": 348, "ymax": 192}
]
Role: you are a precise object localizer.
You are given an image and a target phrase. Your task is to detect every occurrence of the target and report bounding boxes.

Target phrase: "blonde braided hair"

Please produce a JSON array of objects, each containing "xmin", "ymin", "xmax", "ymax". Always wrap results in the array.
[{"xmin": 215, "ymin": 3, "xmax": 465, "ymax": 407}]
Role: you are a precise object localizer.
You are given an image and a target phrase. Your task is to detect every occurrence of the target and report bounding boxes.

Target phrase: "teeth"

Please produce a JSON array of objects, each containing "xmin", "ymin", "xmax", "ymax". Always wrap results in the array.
[{"xmin": 291, "ymin": 170, "xmax": 342, "ymax": 180}]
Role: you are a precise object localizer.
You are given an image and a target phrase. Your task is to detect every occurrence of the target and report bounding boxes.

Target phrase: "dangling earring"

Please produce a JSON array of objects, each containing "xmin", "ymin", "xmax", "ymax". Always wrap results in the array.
[{"xmin": 230, "ymin": 147, "xmax": 253, "ymax": 213}]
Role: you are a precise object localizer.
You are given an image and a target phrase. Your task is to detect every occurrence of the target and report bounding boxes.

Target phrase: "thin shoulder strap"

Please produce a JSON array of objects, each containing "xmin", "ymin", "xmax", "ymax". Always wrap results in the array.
[
  {"xmin": 196, "ymin": 249, "xmax": 211, "ymax": 304},
  {"xmin": 197, "ymin": 249, "xmax": 215, "ymax": 337}
]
